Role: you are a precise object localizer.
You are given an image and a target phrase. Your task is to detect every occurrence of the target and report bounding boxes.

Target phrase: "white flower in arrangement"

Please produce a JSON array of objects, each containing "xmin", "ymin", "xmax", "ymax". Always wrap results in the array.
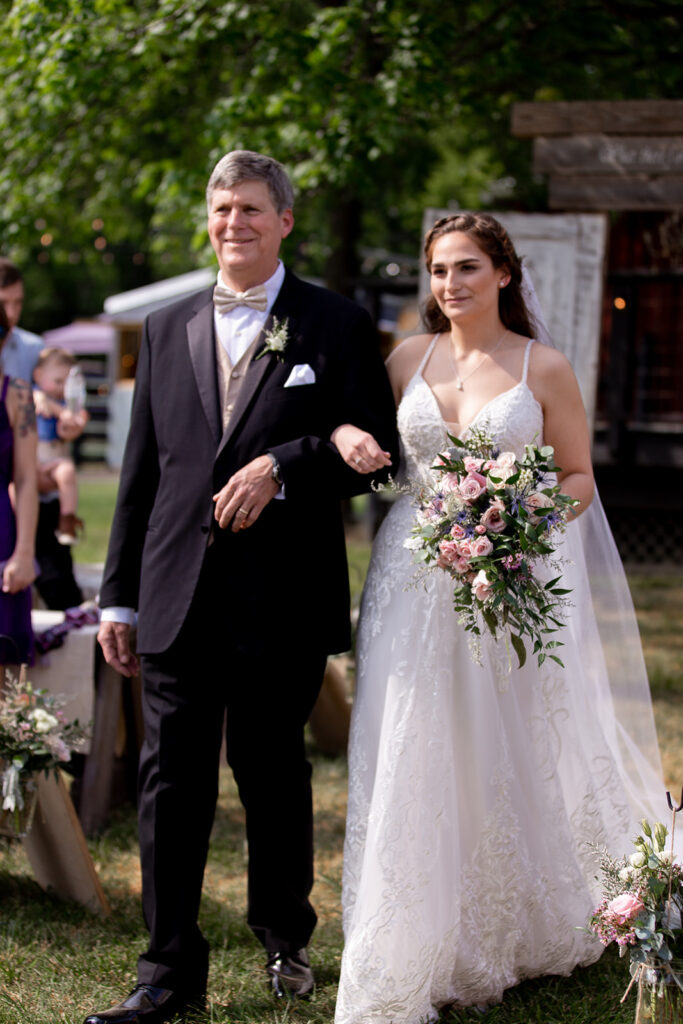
[
  {"xmin": 629, "ymin": 851, "xmax": 648, "ymax": 868},
  {"xmin": 256, "ymin": 316, "xmax": 290, "ymax": 361},
  {"xmin": 29, "ymin": 708, "xmax": 59, "ymax": 733},
  {"xmin": 403, "ymin": 536, "xmax": 424, "ymax": 551}
]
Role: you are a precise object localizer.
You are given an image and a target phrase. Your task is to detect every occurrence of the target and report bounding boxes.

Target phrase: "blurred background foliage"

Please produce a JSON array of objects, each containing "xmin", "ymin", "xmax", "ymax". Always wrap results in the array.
[{"xmin": 1, "ymin": 0, "xmax": 682, "ymax": 330}]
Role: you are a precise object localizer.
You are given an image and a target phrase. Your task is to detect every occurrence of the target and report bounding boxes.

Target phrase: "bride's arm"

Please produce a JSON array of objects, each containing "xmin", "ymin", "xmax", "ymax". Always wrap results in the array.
[
  {"xmin": 330, "ymin": 335, "xmax": 430, "ymax": 474},
  {"xmin": 531, "ymin": 345, "xmax": 594, "ymax": 517},
  {"xmin": 330, "ymin": 423, "xmax": 393, "ymax": 474}
]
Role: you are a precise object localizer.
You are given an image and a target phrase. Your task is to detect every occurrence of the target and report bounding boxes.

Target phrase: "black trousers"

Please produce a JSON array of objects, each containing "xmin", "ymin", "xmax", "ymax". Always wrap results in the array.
[{"xmin": 136, "ymin": 548, "xmax": 327, "ymax": 994}]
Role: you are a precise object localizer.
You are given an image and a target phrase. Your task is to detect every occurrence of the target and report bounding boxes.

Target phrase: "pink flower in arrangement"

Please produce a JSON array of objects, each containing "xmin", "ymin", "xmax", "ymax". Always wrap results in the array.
[
  {"xmin": 441, "ymin": 473, "xmax": 461, "ymax": 493},
  {"xmin": 526, "ymin": 492, "xmax": 554, "ymax": 522},
  {"xmin": 459, "ymin": 473, "xmax": 487, "ymax": 501},
  {"xmin": 450, "ymin": 523, "xmax": 466, "ymax": 539},
  {"xmin": 497, "ymin": 451, "xmax": 517, "ymax": 468},
  {"xmin": 474, "ymin": 524, "xmax": 487, "ymax": 535},
  {"xmin": 481, "ymin": 500, "xmax": 507, "ymax": 533},
  {"xmin": 463, "ymin": 456, "xmax": 484, "ymax": 473},
  {"xmin": 438, "ymin": 540, "xmax": 461, "ymax": 566},
  {"xmin": 471, "ymin": 535, "xmax": 494, "ymax": 558},
  {"xmin": 454, "ymin": 557, "xmax": 471, "ymax": 575},
  {"xmin": 607, "ymin": 893, "xmax": 646, "ymax": 925},
  {"xmin": 472, "ymin": 569, "xmax": 492, "ymax": 602},
  {"xmin": 502, "ymin": 553, "xmax": 523, "ymax": 570},
  {"xmin": 457, "ymin": 540, "xmax": 473, "ymax": 559}
]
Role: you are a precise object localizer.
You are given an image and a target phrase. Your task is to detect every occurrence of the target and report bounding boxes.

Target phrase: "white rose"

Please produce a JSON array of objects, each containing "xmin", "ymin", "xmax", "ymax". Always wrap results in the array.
[
  {"xmin": 30, "ymin": 708, "xmax": 59, "ymax": 733},
  {"xmin": 629, "ymin": 851, "xmax": 647, "ymax": 868}
]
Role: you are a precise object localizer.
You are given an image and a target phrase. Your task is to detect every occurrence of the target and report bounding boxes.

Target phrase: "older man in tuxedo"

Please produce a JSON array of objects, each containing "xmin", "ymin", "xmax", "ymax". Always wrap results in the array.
[{"xmin": 88, "ymin": 151, "xmax": 399, "ymax": 1024}]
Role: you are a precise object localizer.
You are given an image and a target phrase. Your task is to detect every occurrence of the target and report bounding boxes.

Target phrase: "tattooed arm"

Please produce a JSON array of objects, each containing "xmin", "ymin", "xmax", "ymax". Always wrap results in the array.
[{"xmin": 3, "ymin": 378, "xmax": 38, "ymax": 594}]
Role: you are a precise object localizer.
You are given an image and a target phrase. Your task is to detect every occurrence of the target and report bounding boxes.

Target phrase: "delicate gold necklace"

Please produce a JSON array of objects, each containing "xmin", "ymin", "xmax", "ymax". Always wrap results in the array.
[{"xmin": 449, "ymin": 329, "xmax": 507, "ymax": 391}]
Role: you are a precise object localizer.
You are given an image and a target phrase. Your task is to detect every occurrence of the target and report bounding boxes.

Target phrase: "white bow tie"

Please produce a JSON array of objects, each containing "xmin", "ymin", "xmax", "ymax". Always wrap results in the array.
[{"xmin": 213, "ymin": 282, "xmax": 268, "ymax": 314}]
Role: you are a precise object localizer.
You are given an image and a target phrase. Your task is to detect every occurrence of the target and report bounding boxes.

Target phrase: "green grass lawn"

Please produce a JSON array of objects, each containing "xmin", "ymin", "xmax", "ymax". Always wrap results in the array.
[{"xmin": 3, "ymin": 474, "xmax": 676, "ymax": 1023}]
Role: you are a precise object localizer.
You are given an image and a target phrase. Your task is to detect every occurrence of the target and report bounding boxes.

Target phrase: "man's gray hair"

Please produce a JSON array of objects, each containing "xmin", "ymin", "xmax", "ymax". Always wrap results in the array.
[{"xmin": 206, "ymin": 150, "xmax": 294, "ymax": 214}]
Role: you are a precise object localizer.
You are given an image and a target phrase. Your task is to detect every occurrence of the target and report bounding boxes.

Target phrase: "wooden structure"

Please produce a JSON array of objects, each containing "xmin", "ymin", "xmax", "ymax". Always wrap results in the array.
[
  {"xmin": 512, "ymin": 100, "xmax": 683, "ymax": 565},
  {"xmin": 512, "ymin": 100, "xmax": 683, "ymax": 210}
]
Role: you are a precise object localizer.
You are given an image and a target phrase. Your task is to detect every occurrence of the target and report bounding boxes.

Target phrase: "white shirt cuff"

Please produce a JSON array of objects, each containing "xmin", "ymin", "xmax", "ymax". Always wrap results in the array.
[{"xmin": 100, "ymin": 606, "xmax": 137, "ymax": 626}]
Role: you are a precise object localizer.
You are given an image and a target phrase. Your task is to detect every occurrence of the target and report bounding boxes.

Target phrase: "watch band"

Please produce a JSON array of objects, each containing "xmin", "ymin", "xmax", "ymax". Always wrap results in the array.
[{"xmin": 267, "ymin": 452, "xmax": 283, "ymax": 486}]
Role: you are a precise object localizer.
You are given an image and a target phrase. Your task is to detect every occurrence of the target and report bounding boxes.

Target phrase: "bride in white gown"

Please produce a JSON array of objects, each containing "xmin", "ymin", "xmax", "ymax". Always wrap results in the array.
[{"xmin": 330, "ymin": 213, "xmax": 675, "ymax": 1024}]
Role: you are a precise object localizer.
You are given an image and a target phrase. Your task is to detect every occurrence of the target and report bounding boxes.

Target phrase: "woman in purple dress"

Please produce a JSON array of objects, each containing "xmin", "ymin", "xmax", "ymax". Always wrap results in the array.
[{"xmin": 0, "ymin": 303, "xmax": 38, "ymax": 670}]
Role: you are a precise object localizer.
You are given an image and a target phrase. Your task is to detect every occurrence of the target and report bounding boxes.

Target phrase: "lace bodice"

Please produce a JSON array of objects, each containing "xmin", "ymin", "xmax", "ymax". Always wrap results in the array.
[{"xmin": 397, "ymin": 335, "xmax": 543, "ymax": 486}]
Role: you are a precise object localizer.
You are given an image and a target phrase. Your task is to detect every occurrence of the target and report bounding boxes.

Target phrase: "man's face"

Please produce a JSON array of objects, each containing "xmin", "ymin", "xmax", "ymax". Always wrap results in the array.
[
  {"xmin": 207, "ymin": 180, "xmax": 294, "ymax": 289},
  {"xmin": 0, "ymin": 280, "xmax": 24, "ymax": 331}
]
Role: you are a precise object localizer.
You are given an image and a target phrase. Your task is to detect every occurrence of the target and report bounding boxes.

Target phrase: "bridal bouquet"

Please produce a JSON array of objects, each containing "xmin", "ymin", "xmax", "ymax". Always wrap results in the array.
[
  {"xmin": 403, "ymin": 427, "xmax": 578, "ymax": 668},
  {"xmin": 0, "ymin": 672, "xmax": 89, "ymax": 830},
  {"xmin": 589, "ymin": 821, "xmax": 682, "ymax": 1020}
]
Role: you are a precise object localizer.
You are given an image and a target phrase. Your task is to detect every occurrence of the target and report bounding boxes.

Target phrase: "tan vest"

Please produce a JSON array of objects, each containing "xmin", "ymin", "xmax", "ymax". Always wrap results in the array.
[{"xmin": 214, "ymin": 330, "xmax": 262, "ymax": 431}]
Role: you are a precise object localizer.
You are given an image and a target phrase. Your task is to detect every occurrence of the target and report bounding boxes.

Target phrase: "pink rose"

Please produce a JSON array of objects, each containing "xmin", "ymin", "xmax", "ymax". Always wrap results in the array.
[
  {"xmin": 607, "ymin": 893, "xmax": 645, "ymax": 925},
  {"xmin": 497, "ymin": 451, "xmax": 517, "ymax": 468},
  {"xmin": 438, "ymin": 540, "xmax": 460, "ymax": 565},
  {"xmin": 525, "ymin": 492, "xmax": 554, "ymax": 523},
  {"xmin": 450, "ymin": 523, "xmax": 466, "ymax": 539},
  {"xmin": 454, "ymin": 556, "xmax": 471, "ymax": 574},
  {"xmin": 481, "ymin": 504, "xmax": 507, "ymax": 533},
  {"xmin": 474, "ymin": 524, "xmax": 486, "ymax": 535},
  {"xmin": 441, "ymin": 473, "xmax": 461, "ymax": 493},
  {"xmin": 463, "ymin": 456, "xmax": 484, "ymax": 473},
  {"xmin": 471, "ymin": 535, "xmax": 494, "ymax": 557},
  {"xmin": 459, "ymin": 472, "xmax": 487, "ymax": 502},
  {"xmin": 471, "ymin": 569, "xmax": 492, "ymax": 603},
  {"xmin": 457, "ymin": 540, "xmax": 473, "ymax": 558}
]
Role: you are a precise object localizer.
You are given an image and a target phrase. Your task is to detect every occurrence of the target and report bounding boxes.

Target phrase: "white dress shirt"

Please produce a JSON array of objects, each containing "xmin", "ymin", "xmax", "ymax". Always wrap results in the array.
[
  {"xmin": 101, "ymin": 262, "xmax": 286, "ymax": 627},
  {"xmin": 213, "ymin": 260, "xmax": 285, "ymax": 365}
]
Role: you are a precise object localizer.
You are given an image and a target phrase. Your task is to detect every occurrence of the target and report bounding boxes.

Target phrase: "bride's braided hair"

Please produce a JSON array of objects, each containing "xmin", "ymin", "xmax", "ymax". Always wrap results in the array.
[{"xmin": 422, "ymin": 213, "xmax": 536, "ymax": 338}]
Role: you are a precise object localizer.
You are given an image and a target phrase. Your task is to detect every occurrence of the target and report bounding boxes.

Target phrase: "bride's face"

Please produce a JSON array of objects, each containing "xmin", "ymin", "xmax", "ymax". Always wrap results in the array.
[{"xmin": 429, "ymin": 231, "xmax": 508, "ymax": 324}]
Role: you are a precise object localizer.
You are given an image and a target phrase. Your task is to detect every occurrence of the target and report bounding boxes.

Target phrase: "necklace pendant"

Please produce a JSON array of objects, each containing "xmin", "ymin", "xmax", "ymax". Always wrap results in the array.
[{"xmin": 456, "ymin": 380, "xmax": 464, "ymax": 391}]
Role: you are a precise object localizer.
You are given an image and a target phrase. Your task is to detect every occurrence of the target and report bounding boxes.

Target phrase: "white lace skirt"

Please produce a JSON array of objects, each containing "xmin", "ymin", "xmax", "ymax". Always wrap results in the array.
[{"xmin": 335, "ymin": 495, "xmax": 668, "ymax": 1024}]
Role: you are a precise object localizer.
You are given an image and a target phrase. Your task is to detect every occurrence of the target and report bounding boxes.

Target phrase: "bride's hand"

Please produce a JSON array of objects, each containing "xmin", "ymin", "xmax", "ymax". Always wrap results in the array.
[{"xmin": 331, "ymin": 423, "xmax": 392, "ymax": 474}]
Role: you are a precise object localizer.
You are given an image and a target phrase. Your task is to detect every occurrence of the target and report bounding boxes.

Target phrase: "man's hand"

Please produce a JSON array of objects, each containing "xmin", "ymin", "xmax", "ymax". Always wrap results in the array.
[
  {"xmin": 98, "ymin": 620, "xmax": 139, "ymax": 677},
  {"xmin": 213, "ymin": 454, "xmax": 279, "ymax": 533}
]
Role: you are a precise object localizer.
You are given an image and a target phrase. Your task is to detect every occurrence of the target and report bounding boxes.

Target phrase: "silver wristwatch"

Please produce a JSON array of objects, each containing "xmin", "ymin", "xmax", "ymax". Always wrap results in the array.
[{"xmin": 267, "ymin": 452, "xmax": 283, "ymax": 486}]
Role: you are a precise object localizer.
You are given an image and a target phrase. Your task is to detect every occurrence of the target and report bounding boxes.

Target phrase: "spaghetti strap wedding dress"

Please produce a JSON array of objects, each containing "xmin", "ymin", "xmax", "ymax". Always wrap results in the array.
[{"xmin": 335, "ymin": 337, "xmax": 673, "ymax": 1024}]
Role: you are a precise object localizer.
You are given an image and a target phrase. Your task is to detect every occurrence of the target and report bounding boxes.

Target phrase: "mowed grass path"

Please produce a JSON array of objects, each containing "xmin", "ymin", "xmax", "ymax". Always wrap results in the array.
[{"xmin": 0, "ymin": 474, "xmax": 678, "ymax": 1023}]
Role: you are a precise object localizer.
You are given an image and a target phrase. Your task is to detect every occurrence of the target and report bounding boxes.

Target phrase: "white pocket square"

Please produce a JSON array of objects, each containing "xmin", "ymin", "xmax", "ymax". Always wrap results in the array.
[{"xmin": 284, "ymin": 363, "xmax": 316, "ymax": 387}]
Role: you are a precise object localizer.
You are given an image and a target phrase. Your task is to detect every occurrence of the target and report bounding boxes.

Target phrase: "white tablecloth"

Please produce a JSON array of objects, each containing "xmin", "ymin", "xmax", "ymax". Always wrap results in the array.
[{"xmin": 29, "ymin": 610, "xmax": 98, "ymax": 749}]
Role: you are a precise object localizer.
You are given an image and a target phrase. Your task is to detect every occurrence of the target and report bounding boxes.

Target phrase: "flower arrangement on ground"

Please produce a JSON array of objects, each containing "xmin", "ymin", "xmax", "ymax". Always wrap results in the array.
[
  {"xmin": 403, "ymin": 427, "xmax": 579, "ymax": 667},
  {"xmin": 589, "ymin": 820, "xmax": 682, "ymax": 1021},
  {"xmin": 0, "ymin": 672, "xmax": 90, "ymax": 831}
]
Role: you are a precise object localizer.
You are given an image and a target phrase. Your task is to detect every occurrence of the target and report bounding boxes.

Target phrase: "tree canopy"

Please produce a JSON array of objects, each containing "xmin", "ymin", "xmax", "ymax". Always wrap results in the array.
[{"xmin": 0, "ymin": 0, "xmax": 681, "ymax": 324}]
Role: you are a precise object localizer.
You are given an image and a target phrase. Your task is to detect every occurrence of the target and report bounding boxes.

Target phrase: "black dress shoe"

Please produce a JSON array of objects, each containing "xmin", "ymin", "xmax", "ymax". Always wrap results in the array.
[
  {"xmin": 265, "ymin": 948, "xmax": 314, "ymax": 999},
  {"xmin": 83, "ymin": 984, "xmax": 205, "ymax": 1024}
]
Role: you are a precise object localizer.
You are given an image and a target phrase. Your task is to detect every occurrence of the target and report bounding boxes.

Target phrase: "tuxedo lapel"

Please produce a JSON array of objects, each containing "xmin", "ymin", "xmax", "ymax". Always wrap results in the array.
[{"xmin": 187, "ymin": 293, "xmax": 221, "ymax": 445}]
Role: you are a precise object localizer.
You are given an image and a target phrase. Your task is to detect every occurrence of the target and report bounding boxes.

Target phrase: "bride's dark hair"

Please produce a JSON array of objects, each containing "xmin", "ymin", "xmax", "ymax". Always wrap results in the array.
[{"xmin": 422, "ymin": 213, "xmax": 536, "ymax": 339}]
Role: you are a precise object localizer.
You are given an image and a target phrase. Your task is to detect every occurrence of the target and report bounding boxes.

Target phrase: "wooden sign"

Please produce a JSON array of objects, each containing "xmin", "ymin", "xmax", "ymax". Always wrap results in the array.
[
  {"xmin": 534, "ymin": 136, "xmax": 683, "ymax": 176},
  {"xmin": 548, "ymin": 175, "xmax": 683, "ymax": 211},
  {"xmin": 512, "ymin": 100, "xmax": 683, "ymax": 138},
  {"xmin": 22, "ymin": 772, "xmax": 110, "ymax": 914}
]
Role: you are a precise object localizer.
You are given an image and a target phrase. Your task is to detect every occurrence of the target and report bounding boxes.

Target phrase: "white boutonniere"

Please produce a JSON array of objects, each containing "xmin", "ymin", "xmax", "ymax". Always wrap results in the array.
[{"xmin": 255, "ymin": 316, "xmax": 289, "ymax": 361}]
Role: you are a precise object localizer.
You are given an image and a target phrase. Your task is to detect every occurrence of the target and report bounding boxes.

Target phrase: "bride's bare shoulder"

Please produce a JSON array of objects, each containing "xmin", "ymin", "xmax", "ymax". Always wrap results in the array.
[{"xmin": 385, "ymin": 333, "xmax": 435, "ymax": 399}]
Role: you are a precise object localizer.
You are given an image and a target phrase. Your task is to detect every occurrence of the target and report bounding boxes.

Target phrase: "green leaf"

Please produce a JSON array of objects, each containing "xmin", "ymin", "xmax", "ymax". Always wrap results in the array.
[{"xmin": 510, "ymin": 632, "xmax": 526, "ymax": 669}]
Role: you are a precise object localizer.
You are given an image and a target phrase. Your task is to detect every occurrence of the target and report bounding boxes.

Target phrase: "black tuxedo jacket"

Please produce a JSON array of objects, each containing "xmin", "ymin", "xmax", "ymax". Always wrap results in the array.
[{"xmin": 100, "ymin": 269, "xmax": 399, "ymax": 655}]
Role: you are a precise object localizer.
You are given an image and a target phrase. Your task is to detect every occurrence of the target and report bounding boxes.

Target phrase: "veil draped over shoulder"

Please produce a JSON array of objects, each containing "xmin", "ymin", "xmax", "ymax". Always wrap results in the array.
[{"xmin": 522, "ymin": 265, "xmax": 676, "ymax": 836}]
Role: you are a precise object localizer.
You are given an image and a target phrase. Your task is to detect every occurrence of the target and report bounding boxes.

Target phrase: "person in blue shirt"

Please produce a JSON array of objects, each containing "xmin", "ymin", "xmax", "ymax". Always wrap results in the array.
[{"xmin": 0, "ymin": 258, "xmax": 42, "ymax": 382}]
